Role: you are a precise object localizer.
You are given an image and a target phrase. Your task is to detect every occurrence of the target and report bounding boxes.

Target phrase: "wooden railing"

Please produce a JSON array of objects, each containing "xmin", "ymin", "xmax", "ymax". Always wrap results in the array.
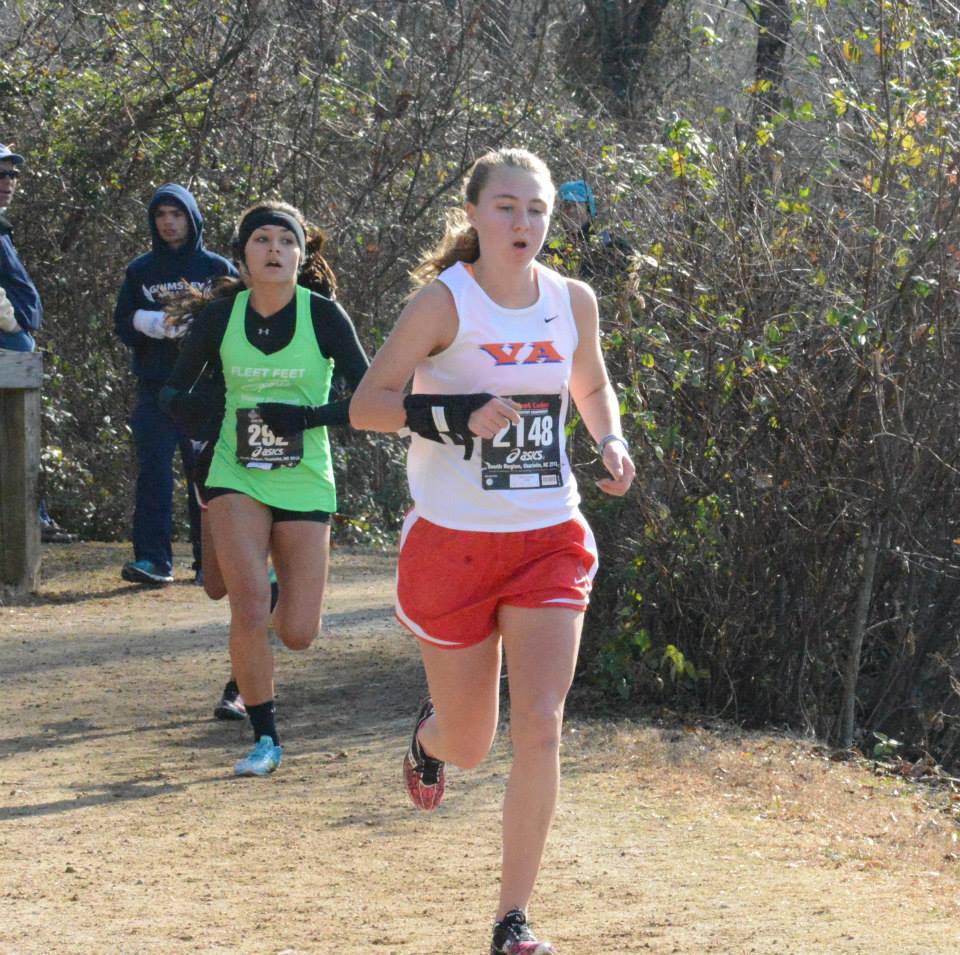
[{"xmin": 0, "ymin": 350, "xmax": 41, "ymax": 601}]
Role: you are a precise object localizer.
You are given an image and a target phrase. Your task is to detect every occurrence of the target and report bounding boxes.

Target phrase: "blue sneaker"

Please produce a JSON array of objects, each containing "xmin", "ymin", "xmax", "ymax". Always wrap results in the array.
[
  {"xmin": 234, "ymin": 736, "xmax": 282, "ymax": 777},
  {"xmin": 121, "ymin": 560, "xmax": 174, "ymax": 586}
]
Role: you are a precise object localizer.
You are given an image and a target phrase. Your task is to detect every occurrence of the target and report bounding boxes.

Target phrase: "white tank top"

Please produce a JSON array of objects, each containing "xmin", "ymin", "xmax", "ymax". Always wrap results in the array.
[{"xmin": 407, "ymin": 260, "xmax": 581, "ymax": 532}]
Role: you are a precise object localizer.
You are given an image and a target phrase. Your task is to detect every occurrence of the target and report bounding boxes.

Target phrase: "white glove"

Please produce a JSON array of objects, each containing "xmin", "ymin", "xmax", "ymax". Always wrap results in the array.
[
  {"xmin": 163, "ymin": 319, "xmax": 187, "ymax": 339},
  {"xmin": 0, "ymin": 286, "xmax": 18, "ymax": 333},
  {"xmin": 132, "ymin": 308, "xmax": 168, "ymax": 339}
]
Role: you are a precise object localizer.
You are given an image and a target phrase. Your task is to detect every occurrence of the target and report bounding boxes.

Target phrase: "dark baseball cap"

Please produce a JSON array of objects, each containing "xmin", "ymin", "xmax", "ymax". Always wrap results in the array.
[{"xmin": 0, "ymin": 144, "xmax": 24, "ymax": 166}]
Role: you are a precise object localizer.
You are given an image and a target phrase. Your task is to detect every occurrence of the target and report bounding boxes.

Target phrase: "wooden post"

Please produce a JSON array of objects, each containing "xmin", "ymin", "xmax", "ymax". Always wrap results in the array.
[{"xmin": 0, "ymin": 350, "xmax": 42, "ymax": 602}]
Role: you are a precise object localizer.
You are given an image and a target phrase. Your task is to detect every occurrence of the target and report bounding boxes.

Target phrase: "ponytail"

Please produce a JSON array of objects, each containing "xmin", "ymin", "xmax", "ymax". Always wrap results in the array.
[
  {"xmin": 410, "ymin": 209, "xmax": 479, "ymax": 288},
  {"xmin": 299, "ymin": 230, "xmax": 338, "ymax": 299},
  {"xmin": 165, "ymin": 275, "xmax": 245, "ymax": 333}
]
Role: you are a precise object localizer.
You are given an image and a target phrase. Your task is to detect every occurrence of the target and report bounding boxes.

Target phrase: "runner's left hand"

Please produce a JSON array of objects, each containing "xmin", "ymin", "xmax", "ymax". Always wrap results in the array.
[
  {"xmin": 596, "ymin": 444, "xmax": 635, "ymax": 496},
  {"xmin": 257, "ymin": 402, "xmax": 309, "ymax": 437}
]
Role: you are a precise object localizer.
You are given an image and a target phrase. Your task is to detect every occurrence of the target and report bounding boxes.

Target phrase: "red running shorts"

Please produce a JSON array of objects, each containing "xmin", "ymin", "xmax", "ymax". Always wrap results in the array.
[{"xmin": 395, "ymin": 511, "xmax": 598, "ymax": 650}]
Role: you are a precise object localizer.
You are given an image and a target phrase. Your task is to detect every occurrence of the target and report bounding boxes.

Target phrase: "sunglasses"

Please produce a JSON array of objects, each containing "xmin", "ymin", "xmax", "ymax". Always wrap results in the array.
[{"xmin": 0, "ymin": 170, "xmax": 20, "ymax": 181}]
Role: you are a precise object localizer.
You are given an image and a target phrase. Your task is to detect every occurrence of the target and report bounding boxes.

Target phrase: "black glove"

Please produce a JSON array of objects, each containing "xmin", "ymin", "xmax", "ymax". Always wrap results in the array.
[
  {"xmin": 403, "ymin": 392, "xmax": 495, "ymax": 459},
  {"xmin": 256, "ymin": 402, "xmax": 311, "ymax": 437}
]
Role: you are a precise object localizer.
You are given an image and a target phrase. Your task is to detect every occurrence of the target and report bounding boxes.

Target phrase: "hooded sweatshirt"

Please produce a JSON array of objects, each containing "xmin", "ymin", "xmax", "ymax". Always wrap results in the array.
[
  {"xmin": 0, "ymin": 211, "xmax": 42, "ymax": 353},
  {"xmin": 113, "ymin": 183, "xmax": 237, "ymax": 385}
]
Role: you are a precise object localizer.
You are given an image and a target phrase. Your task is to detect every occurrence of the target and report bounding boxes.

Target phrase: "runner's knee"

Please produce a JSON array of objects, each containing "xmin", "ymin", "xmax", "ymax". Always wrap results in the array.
[
  {"xmin": 432, "ymin": 712, "xmax": 497, "ymax": 769},
  {"xmin": 508, "ymin": 698, "xmax": 565, "ymax": 754},
  {"xmin": 445, "ymin": 737, "xmax": 494, "ymax": 770},
  {"xmin": 229, "ymin": 598, "xmax": 270, "ymax": 634},
  {"xmin": 204, "ymin": 581, "xmax": 227, "ymax": 600},
  {"xmin": 275, "ymin": 619, "xmax": 320, "ymax": 651}
]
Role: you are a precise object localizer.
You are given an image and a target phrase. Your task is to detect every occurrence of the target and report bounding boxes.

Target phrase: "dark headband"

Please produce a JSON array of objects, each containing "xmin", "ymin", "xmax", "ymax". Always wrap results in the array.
[{"xmin": 237, "ymin": 209, "xmax": 306, "ymax": 259}]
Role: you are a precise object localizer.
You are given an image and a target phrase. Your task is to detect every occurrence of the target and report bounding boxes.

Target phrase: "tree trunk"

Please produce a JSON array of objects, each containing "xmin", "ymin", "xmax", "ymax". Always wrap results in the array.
[
  {"xmin": 752, "ymin": 0, "xmax": 791, "ymax": 125},
  {"xmin": 840, "ymin": 525, "xmax": 881, "ymax": 749},
  {"xmin": 585, "ymin": 0, "xmax": 672, "ymax": 107}
]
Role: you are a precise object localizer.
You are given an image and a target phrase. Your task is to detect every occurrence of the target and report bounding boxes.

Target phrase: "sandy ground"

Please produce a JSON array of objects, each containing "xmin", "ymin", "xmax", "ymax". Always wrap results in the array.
[{"xmin": 1, "ymin": 542, "xmax": 959, "ymax": 955}]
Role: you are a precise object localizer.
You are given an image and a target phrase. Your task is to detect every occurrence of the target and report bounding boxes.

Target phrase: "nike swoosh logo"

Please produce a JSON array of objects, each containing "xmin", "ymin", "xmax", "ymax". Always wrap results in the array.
[{"xmin": 544, "ymin": 315, "xmax": 558, "ymax": 323}]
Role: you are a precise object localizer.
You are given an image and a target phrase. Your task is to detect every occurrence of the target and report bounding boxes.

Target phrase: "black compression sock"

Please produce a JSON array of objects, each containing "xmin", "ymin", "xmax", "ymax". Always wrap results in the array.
[{"xmin": 246, "ymin": 700, "xmax": 279, "ymax": 745}]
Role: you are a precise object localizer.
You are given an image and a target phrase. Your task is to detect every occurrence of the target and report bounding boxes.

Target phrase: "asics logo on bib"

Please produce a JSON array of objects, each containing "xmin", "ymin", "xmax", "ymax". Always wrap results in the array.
[
  {"xmin": 506, "ymin": 448, "xmax": 544, "ymax": 463},
  {"xmin": 478, "ymin": 341, "xmax": 565, "ymax": 366}
]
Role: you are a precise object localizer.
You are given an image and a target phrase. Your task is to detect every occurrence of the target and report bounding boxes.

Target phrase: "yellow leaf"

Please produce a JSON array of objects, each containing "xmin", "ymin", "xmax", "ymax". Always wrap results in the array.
[{"xmin": 842, "ymin": 41, "xmax": 862, "ymax": 64}]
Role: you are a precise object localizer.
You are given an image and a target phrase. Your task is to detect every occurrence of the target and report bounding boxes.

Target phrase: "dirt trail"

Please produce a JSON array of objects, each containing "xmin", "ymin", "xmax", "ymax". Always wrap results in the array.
[{"xmin": 1, "ymin": 543, "xmax": 958, "ymax": 955}]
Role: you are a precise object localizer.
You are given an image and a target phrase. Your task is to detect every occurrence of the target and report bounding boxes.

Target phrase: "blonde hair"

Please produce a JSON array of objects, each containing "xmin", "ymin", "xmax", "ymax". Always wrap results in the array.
[{"xmin": 411, "ymin": 148, "xmax": 554, "ymax": 287}]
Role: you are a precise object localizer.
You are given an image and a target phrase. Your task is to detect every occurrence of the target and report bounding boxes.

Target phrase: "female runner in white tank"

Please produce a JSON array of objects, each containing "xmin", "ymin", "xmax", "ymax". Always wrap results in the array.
[{"xmin": 350, "ymin": 148, "xmax": 634, "ymax": 955}]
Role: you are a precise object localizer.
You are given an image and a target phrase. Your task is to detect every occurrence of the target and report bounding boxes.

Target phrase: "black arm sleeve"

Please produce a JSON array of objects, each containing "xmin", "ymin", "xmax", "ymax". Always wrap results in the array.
[
  {"xmin": 165, "ymin": 301, "xmax": 229, "ymax": 393},
  {"xmin": 309, "ymin": 296, "xmax": 370, "ymax": 427},
  {"xmin": 256, "ymin": 297, "xmax": 370, "ymax": 436},
  {"xmin": 160, "ymin": 301, "xmax": 230, "ymax": 437}
]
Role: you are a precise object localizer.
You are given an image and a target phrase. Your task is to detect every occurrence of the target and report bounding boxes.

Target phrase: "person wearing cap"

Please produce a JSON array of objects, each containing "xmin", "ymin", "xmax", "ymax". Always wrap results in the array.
[
  {"xmin": 0, "ymin": 143, "xmax": 75, "ymax": 542},
  {"xmin": 556, "ymin": 178, "xmax": 634, "ymax": 282},
  {"xmin": 113, "ymin": 183, "xmax": 237, "ymax": 586},
  {"xmin": 0, "ymin": 144, "xmax": 42, "ymax": 353}
]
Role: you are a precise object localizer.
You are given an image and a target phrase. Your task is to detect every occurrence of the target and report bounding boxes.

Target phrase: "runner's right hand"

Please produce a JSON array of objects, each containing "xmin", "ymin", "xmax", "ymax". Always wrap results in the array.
[{"xmin": 468, "ymin": 397, "xmax": 521, "ymax": 439}]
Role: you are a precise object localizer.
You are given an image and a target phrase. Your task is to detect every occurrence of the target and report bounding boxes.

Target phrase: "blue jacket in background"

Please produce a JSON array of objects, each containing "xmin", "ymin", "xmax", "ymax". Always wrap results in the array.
[
  {"xmin": 0, "ymin": 213, "xmax": 42, "ymax": 353},
  {"xmin": 113, "ymin": 183, "xmax": 236, "ymax": 385}
]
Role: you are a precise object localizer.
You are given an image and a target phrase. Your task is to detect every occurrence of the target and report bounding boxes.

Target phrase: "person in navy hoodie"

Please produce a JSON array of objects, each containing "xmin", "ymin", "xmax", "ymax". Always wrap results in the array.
[{"xmin": 114, "ymin": 183, "xmax": 237, "ymax": 585}]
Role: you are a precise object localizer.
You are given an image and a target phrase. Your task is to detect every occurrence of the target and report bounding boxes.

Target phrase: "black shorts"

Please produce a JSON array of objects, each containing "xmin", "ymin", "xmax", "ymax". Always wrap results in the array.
[
  {"xmin": 204, "ymin": 486, "xmax": 332, "ymax": 523},
  {"xmin": 191, "ymin": 440, "xmax": 216, "ymax": 507}
]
